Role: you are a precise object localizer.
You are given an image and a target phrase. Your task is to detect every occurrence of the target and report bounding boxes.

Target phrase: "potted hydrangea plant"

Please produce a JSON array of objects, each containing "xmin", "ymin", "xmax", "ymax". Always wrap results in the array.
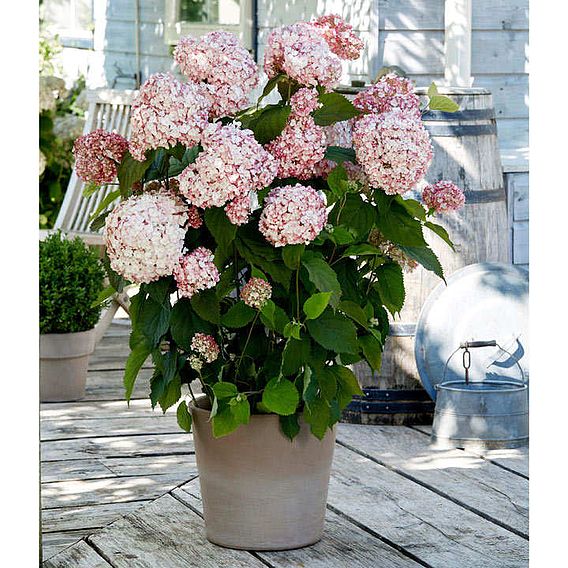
[
  {"xmin": 75, "ymin": 14, "xmax": 465, "ymax": 550},
  {"xmin": 40, "ymin": 232, "xmax": 106, "ymax": 401}
]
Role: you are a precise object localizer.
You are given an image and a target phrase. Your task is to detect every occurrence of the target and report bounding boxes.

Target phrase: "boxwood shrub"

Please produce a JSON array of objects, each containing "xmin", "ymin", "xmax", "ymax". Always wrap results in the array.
[{"xmin": 40, "ymin": 232, "xmax": 106, "ymax": 334}]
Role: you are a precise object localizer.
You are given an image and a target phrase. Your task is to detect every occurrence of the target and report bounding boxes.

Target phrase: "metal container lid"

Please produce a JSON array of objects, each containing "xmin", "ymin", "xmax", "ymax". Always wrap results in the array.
[{"xmin": 414, "ymin": 263, "xmax": 529, "ymax": 401}]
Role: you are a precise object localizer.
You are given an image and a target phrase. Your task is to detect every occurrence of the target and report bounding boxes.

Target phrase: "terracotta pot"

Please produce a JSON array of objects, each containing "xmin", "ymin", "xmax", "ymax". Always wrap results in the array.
[
  {"xmin": 40, "ymin": 328, "xmax": 96, "ymax": 402},
  {"xmin": 190, "ymin": 397, "xmax": 336, "ymax": 550}
]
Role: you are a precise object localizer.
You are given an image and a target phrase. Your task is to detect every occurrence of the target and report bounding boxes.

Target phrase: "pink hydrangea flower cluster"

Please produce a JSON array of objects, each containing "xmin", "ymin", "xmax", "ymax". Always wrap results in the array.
[
  {"xmin": 173, "ymin": 31, "xmax": 259, "ymax": 118},
  {"xmin": 225, "ymin": 193, "xmax": 253, "ymax": 226},
  {"xmin": 259, "ymin": 184, "xmax": 327, "ymax": 247},
  {"xmin": 129, "ymin": 73, "xmax": 209, "ymax": 161},
  {"xmin": 174, "ymin": 247, "xmax": 220, "ymax": 298},
  {"xmin": 73, "ymin": 129, "xmax": 129, "ymax": 184},
  {"xmin": 290, "ymin": 88, "xmax": 321, "ymax": 116},
  {"xmin": 353, "ymin": 73, "xmax": 421, "ymax": 118},
  {"xmin": 240, "ymin": 277, "xmax": 272, "ymax": 309},
  {"xmin": 311, "ymin": 14, "xmax": 365, "ymax": 60},
  {"xmin": 352, "ymin": 110, "xmax": 433, "ymax": 195},
  {"xmin": 264, "ymin": 22, "xmax": 343, "ymax": 88},
  {"xmin": 422, "ymin": 180, "xmax": 466, "ymax": 213},
  {"xmin": 104, "ymin": 192, "xmax": 188, "ymax": 284},
  {"xmin": 187, "ymin": 205, "xmax": 203, "ymax": 229},
  {"xmin": 191, "ymin": 333, "xmax": 220, "ymax": 363},
  {"xmin": 178, "ymin": 123, "xmax": 277, "ymax": 214},
  {"xmin": 266, "ymin": 95, "xmax": 327, "ymax": 180}
]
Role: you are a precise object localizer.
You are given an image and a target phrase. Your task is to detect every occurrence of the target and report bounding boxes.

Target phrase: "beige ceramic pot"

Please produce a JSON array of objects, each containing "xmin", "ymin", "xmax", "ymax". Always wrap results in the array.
[
  {"xmin": 40, "ymin": 328, "xmax": 96, "ymax": 402},
  {"xmin": 190, "ymin": 397, "xmax": 336, "ymax": 550}
]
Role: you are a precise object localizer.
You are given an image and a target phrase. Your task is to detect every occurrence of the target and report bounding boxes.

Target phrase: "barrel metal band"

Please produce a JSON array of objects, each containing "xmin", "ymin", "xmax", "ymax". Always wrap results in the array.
[
  {"xmin": 389, "ymin": 323, "xmax": 416, "ymax": 337},
  {"xmin": 422, "ymin": 109, "xmax": 496, "ymax": 121},
  {"xmin": 425, "ymin": 124, "xmax": 496, "ymax": 137},
  {"xmin": 463, "ymin": 188, "xmax": 506, "ymax": 204}
]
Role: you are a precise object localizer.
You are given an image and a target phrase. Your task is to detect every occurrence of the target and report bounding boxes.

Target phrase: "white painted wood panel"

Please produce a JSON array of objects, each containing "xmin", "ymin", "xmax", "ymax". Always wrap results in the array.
[{"xmin": 513, "ymin": 221, "xmax": 529, "ymax": 266}]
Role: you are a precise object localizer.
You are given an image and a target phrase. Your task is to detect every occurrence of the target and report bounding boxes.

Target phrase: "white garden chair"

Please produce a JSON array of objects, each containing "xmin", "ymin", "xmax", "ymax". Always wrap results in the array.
[{"xmin": 53, "ymin": 89, "xmax": 138, "ymax": 342}]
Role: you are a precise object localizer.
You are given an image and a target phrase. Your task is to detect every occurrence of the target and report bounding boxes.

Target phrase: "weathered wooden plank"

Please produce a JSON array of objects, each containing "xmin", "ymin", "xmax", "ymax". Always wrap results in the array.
[
  {"xmin": 41, "ymin": 415, "xmax": 180, "ymax": 441},
  {"xmin": 41, "ymin": 454, "xmax": 197, "ymax": 482},
  {"xmin": 513, "ymin": 221, "xmax": 529, "ymax": 266},
  {"xmin": 101, "ymin": 20, "xmax": 172, "ymax": 57},
  {"xmin": 42, "ymin": 531, "xmax": 89, "ymax": 563},
  {"xmin": 42, "ymin": 459, "xmax": 115, "ymax": 483},
  {"xmin": 380, "ymin": 31, "xmax": 445, "ymax": 74},
  {"xmin": 42, "ymin": 472, "xmax": 197, "ymax": 509},
  {"xmin": 88, "ymin": 494, "xmax": 266, "ymax": 567},
  {"xmin": 42, "ymin": 501, "xmax": 151, "ymax": 534},
  {"xmin": 496, "ymin": 117, "xmax": 529, "ymax": 154},
  {"xmin": 412, "ymin": 425, "xmax": 529, "ymax": 476},
  {"xmin": 473, "ymin": 0, "xmax": 529, "ymax": 30},
  {"xmin": 327, "ymin": 445, "xmax": 528, "ymax": 567},
  {"xmin": 174, "ymin": 480, "xmax": 423, "ymax": 567},
  {"xmin": 472, "ymin": 31, "xmax": 529, "ymax": 74},
  {"xmin": 43, "ymin": 539, "xmax": 112, "ymax": 568},
  {"xmin": 41, "ymin": 399, "xmax": 158, "ymax": 421},
  {"xmin": 473, "ymin": 74, "xmax": 529, "ymax": 119},
  {"xmin": 81, "ymin": 369, "xmax": 152, "ymax": 401},
  {"xmin": 41, "ymin": 433, "xmax": 194, "ymax": 462},
  {"xmin": 507, "ymin": 172, "xmax": 529, "ymax": 221},
  {"xmin": 337, "ymin": 424, "xmax": 528, "ymax": 536},
  {"xmin": 380, "ymin": 0, "xmax": 444, "ymax": 30}
]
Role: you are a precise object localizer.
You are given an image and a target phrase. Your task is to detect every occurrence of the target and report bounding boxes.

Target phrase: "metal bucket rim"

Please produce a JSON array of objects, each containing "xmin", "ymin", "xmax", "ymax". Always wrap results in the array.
[{"xmin": 436, "ymin": 379, "xmax": 528, "ymax": 393}]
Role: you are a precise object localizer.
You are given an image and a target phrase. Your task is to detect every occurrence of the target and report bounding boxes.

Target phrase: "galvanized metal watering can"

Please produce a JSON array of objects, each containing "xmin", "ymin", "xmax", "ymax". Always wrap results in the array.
[{"xmin": 431, "ymin": 340, "xmax": 528, "ymax": 450}]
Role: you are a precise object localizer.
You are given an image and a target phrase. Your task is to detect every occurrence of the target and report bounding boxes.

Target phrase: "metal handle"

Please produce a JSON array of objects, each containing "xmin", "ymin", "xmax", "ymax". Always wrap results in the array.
[
  {"xmin": 442, "ymin": 340, "xmax": 526, "ymax": 385},
  {"xmin": 460, "ymin": 340, "xmax": 497, "ymax": 348}
]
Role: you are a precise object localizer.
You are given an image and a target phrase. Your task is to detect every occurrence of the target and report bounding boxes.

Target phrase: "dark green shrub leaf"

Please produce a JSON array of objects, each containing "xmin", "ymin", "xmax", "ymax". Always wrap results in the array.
[
  {"xmin": 145, "ymin": 278, "xmax": 172, "ymax": 305},
  {"xmin": 138, "ymin": 297, "xmax": 171, "ymax": 347},
  {"xmin": 303, "ymin": 397, "xmax": 331, "ymax": 440},
  {"xmin": 338, "ymin": 300, "xmax": 369, "ymax": 328},
  {"xmin": 191, "ymin": 288, "xmax": 220, "ymax": 324},
  {"xmin": 282, "ymin": 337, "xmax": 311, "ymax": 376},
  {"xmin": 117, "ymin": 150, "xmax": 155, "ymax": 197},
  {"xmin": 221, "ymin": 301, "xmax": 256, "ymax": 328},
  {"xmin": 343, "ymin": 244, "xmax": 384, "ymax": 257},
  {"xmin": 205, "ymin": 207, "xmax": 237, "ymax": 258},
  {"xmin": 282, "ymin": 244, "xmax": 305, "ymax": 269},
  {"xmin": 333, "ymin": 365, "xmax": 363, "ymax": 409},
  {"xmin": 92, "ymin": 285, "xmax": 116, "ymax": 308},
  {"xmin": 399, "ymin": 246, "xmax": 445, "ymax": 280},
  {"xmin": 249, "ymin": 104, "xmax": 291, "ymax": 144},
  {"xmin": 337, "ymin": 194, "xmax": 376, "ymax": 238},
  {"xmin": 306, "ymin": 309, "xmax": 359, "ymax": 354},
  {"xmin": 89, "ymin": 211, "xmax": 110, "ymax": 231},
  {"xmin": 376, "ymin": 199, "xmax": 427, "ymax": 247},
  {"xmin": 358, "ymin": 334, "xmax": 383, "ymax": 372},
  {"xmin": 301, "ymin": 252, "xmax": 342, "ymax": 306},
  {"xmin": 303, "ymin": 292, "xmax": 332, "ymax": 320},
  {"xmin": 176, "ymin": 401, "xmax": 192, "ymax": 432},
  {"xmin": 312, "ymin": 92, "xmax": 361, "ymax": 126},
  {"xmin": 373, "ymin": 263, "xmax": 405, "ymax": 316},
  {"xmin": 394, "ymin": 195, "xmax": 427, "ymax": 221},
  {"xmin": 327, "ymin": 165, "xmax": 349, "ymax": 199},
  {"xmin": 324, "ymin": 146, "xmax": 356, "ymax": 164},
  {"xmin": 424, "ymin": 221, "xmax": 456, "ymax": 251},
  {"xmin": 280, "ymin": 414, "xmax": 301, "ymax": 441},
  {"xmin": 283, "ymin": 321, "xmax": 302, "ymax": 340},
  {"xmin": 212, "ymin": 382, "xmax": 238, "ymax": 400},
  {"xmin": 262, "ymin": 378, "xmax": 300, "ymax": 416},
  {"xmin": 88, "ymin": 190, "xmax": 121, "ymax": 223},
  {"xmin": 211, "ymin": 406, "xmax": 239, "ymax": 438},
  {"xmin": 316, "ymin": 366, "xmax": 338, "ymax": 401},
  {"xmin": 123, "ymin": 337, "xmax": 152, "ymax": 401},
  {"xmin": 158, "ymin": 377, "xmax": 182, "ymax": 413}
]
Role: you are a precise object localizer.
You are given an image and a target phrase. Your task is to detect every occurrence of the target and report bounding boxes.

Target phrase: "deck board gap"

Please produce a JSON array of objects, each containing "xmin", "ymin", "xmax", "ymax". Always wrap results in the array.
[
  {"xmin": 325, "ymin": 503, "xmax": 433, "ymax": 568},
  {"xmin": 336, "ymin": 438, "xmax": 529, "ymax": 539}
]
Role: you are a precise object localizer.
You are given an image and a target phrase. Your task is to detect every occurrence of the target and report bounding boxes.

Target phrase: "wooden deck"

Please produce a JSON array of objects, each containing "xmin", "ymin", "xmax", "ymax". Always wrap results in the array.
[{"xmin": 41, "ymin": 322, "xmax": 529, "ymax": 567}]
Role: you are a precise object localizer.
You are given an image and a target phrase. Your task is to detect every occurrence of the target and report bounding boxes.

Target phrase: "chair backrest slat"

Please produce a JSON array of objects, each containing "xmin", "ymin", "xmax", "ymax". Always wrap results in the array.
[{"xmin": 54, "ymin": 89, "xmax": 137, "ymax": 243}]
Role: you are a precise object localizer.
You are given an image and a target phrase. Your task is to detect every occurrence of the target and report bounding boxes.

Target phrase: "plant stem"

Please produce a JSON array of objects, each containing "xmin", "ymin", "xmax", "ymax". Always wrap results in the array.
[
  {"xmin": 187, "ymin": 381, "xmax": 198, "ymax": 405},
  {"xmin": 295, "ymin": 268, "xmax": 301, "ymax": 320},
  {"xmin": 235, "ymin": 312, "xmax": 259, "ymax": 377}
]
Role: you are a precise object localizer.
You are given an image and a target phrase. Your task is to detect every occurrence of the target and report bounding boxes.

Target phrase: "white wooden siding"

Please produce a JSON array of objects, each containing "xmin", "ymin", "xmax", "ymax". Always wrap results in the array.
[{"xmin": 77, "ymin": 0, "xmax": 529, "ymax": 267}]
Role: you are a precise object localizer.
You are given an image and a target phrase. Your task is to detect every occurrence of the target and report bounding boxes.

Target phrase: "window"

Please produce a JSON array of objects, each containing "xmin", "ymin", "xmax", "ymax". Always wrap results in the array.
[
  {"xmin": 165, "ymin": 0, "xmax": 252, "ymax": 48},
  {"xmin": 40, "ymin": 0, "xmax": 94, "ymax": 49}
]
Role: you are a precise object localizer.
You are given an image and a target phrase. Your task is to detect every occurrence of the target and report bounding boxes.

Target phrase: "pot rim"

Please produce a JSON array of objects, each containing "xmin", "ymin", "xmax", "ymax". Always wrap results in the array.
[{"xmin": 436, "ymin": 379, "xmax": 527, "ymax": 393}]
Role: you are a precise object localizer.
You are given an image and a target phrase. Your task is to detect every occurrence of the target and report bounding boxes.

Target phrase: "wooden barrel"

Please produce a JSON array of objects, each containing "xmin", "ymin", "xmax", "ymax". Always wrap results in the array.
[{"xmin": 339, "ymin": 87, "xmax": 510, "ymax": 425}]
